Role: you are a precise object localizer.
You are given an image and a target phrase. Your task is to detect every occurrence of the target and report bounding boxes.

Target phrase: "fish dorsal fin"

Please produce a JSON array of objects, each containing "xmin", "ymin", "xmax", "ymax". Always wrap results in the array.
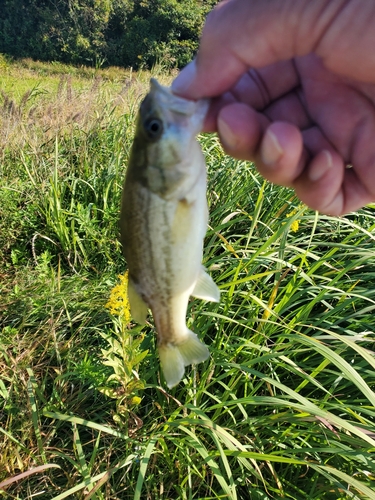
[
  {"xmin": 128, "ymin": 277, "xmax": 148, "ymax": 325},
  {"xmin": 191, "ymin": 268, "xmax": 220, "ymax": 303}
]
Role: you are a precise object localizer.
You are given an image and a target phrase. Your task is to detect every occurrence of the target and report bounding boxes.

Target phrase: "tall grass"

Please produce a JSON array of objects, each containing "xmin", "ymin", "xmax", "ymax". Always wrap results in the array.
[{"xmin": 1, "ymin": 59, "xmax": 375, "ymax": 499}]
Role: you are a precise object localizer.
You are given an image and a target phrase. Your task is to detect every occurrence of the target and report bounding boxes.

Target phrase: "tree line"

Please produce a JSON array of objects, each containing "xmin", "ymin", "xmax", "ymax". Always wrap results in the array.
[{"xmin": 0, "ymin": 0, "xmax": 217, "ymax": 69}]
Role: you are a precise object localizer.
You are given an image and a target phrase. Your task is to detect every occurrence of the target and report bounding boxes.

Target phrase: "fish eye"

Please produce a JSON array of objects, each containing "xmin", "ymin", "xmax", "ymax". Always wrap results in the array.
[{"xmin": 144, "ymin": 118, "xmax": 163, "ymax": 140}]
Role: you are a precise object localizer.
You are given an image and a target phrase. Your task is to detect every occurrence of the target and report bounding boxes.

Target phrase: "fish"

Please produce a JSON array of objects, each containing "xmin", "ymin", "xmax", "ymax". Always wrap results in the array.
[{"xmin": 120, "ymin": 78, "xmax": 220, "ymax": 388}]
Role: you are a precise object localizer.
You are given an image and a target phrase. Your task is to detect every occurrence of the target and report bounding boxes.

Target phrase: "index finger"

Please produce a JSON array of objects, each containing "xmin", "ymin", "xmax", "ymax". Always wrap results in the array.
[
  {"xmin": 172, "ymin": 0, "xmax": 375, "ymax": 99},
  {"xmin": 172, "ymin": 0, "xmax": 308, "ymax": 98}
]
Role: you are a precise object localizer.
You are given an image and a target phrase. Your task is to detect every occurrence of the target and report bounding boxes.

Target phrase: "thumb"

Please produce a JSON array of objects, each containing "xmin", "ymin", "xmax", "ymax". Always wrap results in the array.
[{"xmin": 172, "ymin": 0, "xmax": 375, "ymax": 99}]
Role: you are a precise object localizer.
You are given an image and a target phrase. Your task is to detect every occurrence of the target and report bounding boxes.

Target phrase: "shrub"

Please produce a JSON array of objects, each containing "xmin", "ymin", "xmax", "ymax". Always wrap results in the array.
[{"xmin": 0, "ymin": 0, "xmax": 218, "ymax": 68}]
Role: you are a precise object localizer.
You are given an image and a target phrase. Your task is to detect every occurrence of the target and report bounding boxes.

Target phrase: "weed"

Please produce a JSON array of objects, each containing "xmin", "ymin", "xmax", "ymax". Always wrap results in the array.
[{"xmin": 101, "ymin": 272, "xmax": 148, "ymax": 427}]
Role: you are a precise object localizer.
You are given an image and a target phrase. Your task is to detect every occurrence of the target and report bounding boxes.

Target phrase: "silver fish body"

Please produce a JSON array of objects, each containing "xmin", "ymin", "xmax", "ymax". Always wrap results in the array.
[{"xmin": 120, "ymin": 79, "xmax": 220, "ymax": 388}]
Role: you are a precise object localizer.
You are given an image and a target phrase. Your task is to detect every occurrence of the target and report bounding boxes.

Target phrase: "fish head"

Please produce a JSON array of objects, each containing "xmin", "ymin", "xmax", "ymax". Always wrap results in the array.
[
  {"xmin": 131, "ymin": 79, "xmax": 209, "ymax": 196},
  {"xmin": 139, "ymin": 78, "xmax": 209, "ymax": 141}
]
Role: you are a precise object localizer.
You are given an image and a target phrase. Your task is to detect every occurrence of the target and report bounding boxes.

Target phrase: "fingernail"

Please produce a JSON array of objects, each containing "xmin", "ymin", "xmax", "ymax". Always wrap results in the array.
[
  {"xmin": 172, "ymin": 60, "xmax": 197, "ymax": 95},
  {"xmin": 260, "ymin": 129, "xmax": 283, "ymax": 166},
  {"xmin": 218, "ymin": 117, "xmax": 238, "ymax": 150},
  {"xmin": 309, "ymin": 150, "xmax": 333, "ymax": 181}
]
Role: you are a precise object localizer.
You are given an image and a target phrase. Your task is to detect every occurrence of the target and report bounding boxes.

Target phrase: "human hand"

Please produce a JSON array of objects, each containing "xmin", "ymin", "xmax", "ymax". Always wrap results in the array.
[{"xmin": 172, "ymin": 0, "xmax": 375, "ymax": 215}]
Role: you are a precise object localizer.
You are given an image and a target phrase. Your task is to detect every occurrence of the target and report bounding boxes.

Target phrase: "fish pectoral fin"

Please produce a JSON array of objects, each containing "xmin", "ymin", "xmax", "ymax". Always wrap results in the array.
[
  {"xmin": 159, "ymin": 331, "xmax": 210, "ymax": 388},
  {"xmin": 191, "ymin": 268, "xmax": 220, "ymax": 302},
  {"xmin": 128, "ymin": 277, "xmax": 148, "ymax": 325}
]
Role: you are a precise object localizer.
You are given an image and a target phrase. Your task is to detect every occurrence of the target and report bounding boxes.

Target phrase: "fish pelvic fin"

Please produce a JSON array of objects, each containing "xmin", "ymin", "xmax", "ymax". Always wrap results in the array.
[
  {"xmin": 191, "ymin": 268, "xmax": 220, "ymax": 303},
  {"xmin": 158, "ymin": 331, "xmax": 210, "ymax": 389},
  {"xmin": 128, "ymin": 277, "xmax": 148, "ymax": 325}
]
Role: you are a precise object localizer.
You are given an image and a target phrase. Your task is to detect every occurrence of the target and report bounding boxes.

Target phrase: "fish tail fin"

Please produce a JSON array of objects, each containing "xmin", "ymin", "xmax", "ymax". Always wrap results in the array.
[{"xmin": 158, "ymin": 331, "xmax": 210, "ymax": 389}]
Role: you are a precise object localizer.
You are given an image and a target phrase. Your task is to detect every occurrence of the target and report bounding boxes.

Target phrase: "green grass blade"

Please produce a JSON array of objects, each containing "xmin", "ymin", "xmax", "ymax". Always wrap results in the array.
[{"xmin": 134, "ymin": 436, "xmax": 158, "ymax": 500}]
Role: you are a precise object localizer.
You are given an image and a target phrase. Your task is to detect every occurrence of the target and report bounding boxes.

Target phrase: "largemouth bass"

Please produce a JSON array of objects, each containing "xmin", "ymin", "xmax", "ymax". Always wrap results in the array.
[{"xmin": 120, "ymin": 79, "xmax": 220, "ymax": 388}]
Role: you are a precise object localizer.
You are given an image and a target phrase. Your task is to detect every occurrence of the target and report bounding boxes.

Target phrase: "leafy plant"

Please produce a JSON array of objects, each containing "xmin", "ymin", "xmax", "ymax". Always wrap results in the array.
[{"xmin": 100, "ymin": 272, "xmax": 148, "ymax": 424}]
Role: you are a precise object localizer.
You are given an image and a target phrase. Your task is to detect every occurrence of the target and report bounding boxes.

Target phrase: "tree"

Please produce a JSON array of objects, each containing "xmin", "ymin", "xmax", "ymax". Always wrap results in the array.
[{"xmin": 0, "ymin": 0, "xmax": 218, "ymax": 68}]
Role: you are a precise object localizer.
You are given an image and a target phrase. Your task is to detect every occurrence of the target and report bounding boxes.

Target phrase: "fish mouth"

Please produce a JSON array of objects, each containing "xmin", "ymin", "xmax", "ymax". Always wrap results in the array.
[{"xmin": 149, "ymin": 78, "xmax": 209, "ymax": 120}]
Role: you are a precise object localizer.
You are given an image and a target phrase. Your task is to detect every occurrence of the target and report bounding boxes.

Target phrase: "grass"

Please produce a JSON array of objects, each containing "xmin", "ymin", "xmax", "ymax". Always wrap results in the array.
[{"xmin": 1, "ymin": 57, "xmax": 375, "ymax": 499}]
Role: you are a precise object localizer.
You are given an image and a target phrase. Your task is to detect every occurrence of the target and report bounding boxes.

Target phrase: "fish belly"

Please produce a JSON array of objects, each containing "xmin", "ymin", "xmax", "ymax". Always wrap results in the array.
[
  {"xmin": 121, "ymin": 176, "xmax": 211, "ymax": 388},
  {"xmin": 121, "ymin": 175, "xmax": 207, "ymax": 340}
]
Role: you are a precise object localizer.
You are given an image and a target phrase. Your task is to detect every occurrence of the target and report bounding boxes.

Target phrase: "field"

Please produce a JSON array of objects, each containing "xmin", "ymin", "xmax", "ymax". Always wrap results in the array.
[{"xmin": 1, "ymin": 57, "xmax": 375, "ymax": 499}]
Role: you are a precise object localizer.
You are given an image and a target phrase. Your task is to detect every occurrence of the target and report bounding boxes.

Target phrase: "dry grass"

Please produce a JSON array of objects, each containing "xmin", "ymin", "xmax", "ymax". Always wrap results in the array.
[
  {"xmin": 0, "ymin": 56, "xmax": 174, "ymax": 156},
  {"xmin": 0, "ymin": 75, "xmax": 136, "ymax": 155}
]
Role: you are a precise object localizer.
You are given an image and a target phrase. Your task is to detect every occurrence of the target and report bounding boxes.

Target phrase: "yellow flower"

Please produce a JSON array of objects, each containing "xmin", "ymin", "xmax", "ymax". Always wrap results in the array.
[
  {"xmin": 131, "ymin": 396, "xmax": 142, "ymax": 405},
  {"xmin": 105, "ymin": 271, "xmax": 131, "ymax": 325},
  {"xmin": 290, "ymin": 220, "xmax": 300, "ymax": 233},
  {"xmin": 286, "ymin": 205, "xmax": 303, "ymax": 233},
  {"xmin": 286, "ymin": 208, "xmax": 298, "ymax": 218}
]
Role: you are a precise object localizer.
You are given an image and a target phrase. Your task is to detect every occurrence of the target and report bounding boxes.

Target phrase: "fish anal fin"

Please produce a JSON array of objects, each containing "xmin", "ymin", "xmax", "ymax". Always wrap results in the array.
[
  {"xmin": 158, "ymin": 331, "xmax": 210, "ymax": 388},
  {"xmin": 128, "ymin": 277, "xmax": 148, "ymax": 325},
  {"xmin": 191, "ymin": 268, "xmax": 220, "ymax": 302},
  {"xmin": 178, "ymin": 331, "xmax": 210, "ymax": 366}
]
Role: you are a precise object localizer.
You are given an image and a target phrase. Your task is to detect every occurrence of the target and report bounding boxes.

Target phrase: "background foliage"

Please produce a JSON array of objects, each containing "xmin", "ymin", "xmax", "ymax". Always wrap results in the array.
[
  {"xmin": 1, "ymin": 59, "xmax": 375, "ymax": 499},
  {"xmin": 0, "ymin": 0, "xmax": 217, "ymax": 68}
]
